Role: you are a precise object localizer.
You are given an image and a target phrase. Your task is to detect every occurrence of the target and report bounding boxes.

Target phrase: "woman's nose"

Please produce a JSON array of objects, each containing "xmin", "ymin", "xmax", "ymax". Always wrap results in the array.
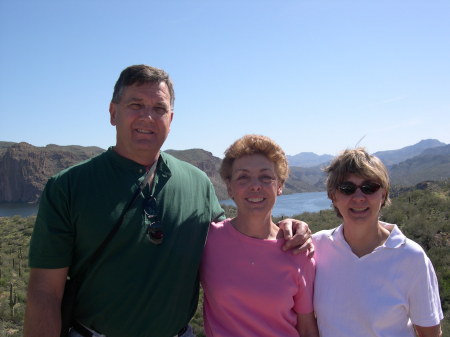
[
  {"xmin": 249, "ymin": 178, "xmax": 262, "ymax": 191},
  {"xmin": 351, "ymin": 187, "xmax": 366, "ymax": 199}
]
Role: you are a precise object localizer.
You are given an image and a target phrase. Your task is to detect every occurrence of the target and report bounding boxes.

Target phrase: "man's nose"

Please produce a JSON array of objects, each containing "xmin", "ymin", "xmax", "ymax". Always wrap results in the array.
[{"xmin": 139, "ymin": 107, "xmax": 157, "ymax": 119}]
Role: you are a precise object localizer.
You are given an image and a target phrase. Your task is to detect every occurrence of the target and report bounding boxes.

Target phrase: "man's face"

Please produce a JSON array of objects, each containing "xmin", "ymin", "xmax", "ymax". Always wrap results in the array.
[{"xmin": 109, "ymin": 82, "xmax": 173, "ymax": 165}]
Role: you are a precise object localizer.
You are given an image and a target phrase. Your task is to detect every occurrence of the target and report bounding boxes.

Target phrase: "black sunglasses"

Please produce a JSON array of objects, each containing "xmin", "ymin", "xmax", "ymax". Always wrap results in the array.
[
  {"xmin": 337, "ymin": 181, "xmax": 382, "ymax": 195},
  {"xmin": 143, "ymin": 196, "xmax": 164, "ymax": 245}
]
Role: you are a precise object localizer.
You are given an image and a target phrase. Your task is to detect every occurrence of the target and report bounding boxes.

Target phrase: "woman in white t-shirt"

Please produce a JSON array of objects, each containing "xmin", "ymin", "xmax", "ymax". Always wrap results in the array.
[
  {"xmin": 200, "ymin": 134, "xmax": 319, "ymax": 337},
  {"xmin": 313, "ymin": 148, "xmax": 443, "ymax": 337}
]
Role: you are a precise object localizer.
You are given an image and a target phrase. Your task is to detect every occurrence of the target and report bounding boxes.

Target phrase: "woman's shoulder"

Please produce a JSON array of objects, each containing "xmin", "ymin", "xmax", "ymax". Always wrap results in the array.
[
  {"xmin": 399, "ymin": 237, "xmax": 431, "ymax": 262},
  {"xmin": 385, "ymin": 223, "xmax": 429, "ymax": 257},
  {"xmin": 312, "ymin": 226, "xmax": 340, "ymax": 242}
]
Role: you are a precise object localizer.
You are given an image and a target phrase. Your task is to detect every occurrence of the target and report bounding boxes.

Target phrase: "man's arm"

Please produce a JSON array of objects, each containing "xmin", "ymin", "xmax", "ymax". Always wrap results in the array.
[
  {"xmin": 277, "ymin": 218, "xmax": 314, "ymax": 255},
  {"xmin": 297, "ymin": 312, "xmax": 320, "ymax": 337},
  {"xmin": 24, "ymin": 267, "xmax": 69, "ymax": 337},
  {"xmin": 414, "ymin": 324, "xmax": 442, "ymax": 337}
]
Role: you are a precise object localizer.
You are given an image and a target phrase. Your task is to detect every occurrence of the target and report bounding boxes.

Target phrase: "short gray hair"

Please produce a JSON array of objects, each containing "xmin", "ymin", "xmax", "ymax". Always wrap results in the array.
[{"xmin": 111, "ymin": 64, "xmax": 175, "ymax": 108}]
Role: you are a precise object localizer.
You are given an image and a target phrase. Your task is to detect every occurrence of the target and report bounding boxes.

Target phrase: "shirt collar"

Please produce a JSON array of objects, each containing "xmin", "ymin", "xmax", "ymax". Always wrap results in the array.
[
  {"xmin": 329, "ymin": 222, "xmax": 406, "ymax": 249},
  {"xmin": 380, "ymin": 222, "xmax": 406, "ymax": 248}
]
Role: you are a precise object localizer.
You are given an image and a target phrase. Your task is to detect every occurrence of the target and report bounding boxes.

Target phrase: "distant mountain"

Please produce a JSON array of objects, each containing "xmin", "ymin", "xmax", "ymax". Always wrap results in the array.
[
  {"xmin": 0, "ymin": 141, "xmax": 16, "ymax": 150},
  {"xmin": 285, "ymin": 166, "xmax": 326, "ymax": 194},
  {"xmin": 0, "ymin": 143, "xmax": 230, "ymax": 203},
  {"xmin": 373, "ymin": 139, "xmax": 446, "ymax": 166},
  {"xmin": 164, "ymin": 149, "xmax": 325, "ymax": 198},
  {"xmin": 165, "ymin": 149, "xmax": 228, "ymax": 200},
  {"xmin": 0, "ymin": 142, "xmax": 104, "ymax": 203},
  {"xmin": 0, "ymin": 142, "xmax": 325, "ymax": 203},
  {"xmin": 1, "ymin": 139, "xmax": 449, "ymax": 204},
  {"xmin": 287, "ymin": 152, "xmax": 333, "ymax": 168},
  {"xmin": 389, "ymin": 144, "xmax": 450, "ymax": 186}
]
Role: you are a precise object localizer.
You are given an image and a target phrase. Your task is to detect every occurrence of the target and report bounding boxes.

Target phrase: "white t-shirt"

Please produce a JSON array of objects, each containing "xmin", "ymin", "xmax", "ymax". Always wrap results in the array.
[{"xmin": 313, "ymin": 222, "xmax": 443, "ymax": 337}]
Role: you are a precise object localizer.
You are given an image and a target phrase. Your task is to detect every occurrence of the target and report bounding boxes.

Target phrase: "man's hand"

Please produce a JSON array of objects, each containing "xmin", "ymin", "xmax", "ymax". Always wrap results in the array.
[{"xmin": 277, "ymin": 218, "xmax": 314, "ymax": 256}]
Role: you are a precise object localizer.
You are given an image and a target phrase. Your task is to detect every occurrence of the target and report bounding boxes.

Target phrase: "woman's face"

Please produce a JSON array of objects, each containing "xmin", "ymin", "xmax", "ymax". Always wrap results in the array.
[
  {"xmin": 227, "ymin": 154, "xmax": 282, "ymax": 217},
  {"xmin": 332, "ymin": 174, "xmax": 386, "ymax": 226}
]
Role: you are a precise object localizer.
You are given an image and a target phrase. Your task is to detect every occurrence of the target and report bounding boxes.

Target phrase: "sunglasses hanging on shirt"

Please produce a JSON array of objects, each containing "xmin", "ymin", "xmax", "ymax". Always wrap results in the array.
[
  {"xmin": 139, "ymin": 158, "xmax": 164, "ymax": 245},
  {"xmin": 143, "ymin": 195, "xmax": 164, "ymax": 245}
]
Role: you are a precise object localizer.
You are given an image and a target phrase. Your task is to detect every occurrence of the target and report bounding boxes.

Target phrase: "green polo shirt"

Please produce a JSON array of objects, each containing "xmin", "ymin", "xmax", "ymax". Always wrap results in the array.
[{"xmin": 29, "ymin": 148, "xmax": 224, "ymax": 337}]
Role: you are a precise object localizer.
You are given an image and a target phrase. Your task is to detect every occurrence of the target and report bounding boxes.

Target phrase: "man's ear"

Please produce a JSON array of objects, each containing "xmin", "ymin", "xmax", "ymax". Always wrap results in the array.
[
  {"xmin": 109, "ymin": 102, "xmax": 117, "ymax": 126},
  {"xmin": 167, "ymin": 111, "xmax": 174, "ymax": 132}
]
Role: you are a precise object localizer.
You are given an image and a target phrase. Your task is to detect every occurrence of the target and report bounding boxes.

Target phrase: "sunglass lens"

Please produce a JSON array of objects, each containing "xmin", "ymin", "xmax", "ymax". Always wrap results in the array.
[
  {"xmin": 338, "ymin": 183, "xmax": 357, "ymax": 195},
  {"xmin": 360, "ymin": 182, "xmax": 381, "ymax": 194},
  {"xmin": 144, "ymin": 197, "xmax": 157, "ymax": 217},
  {"xmin": 147, "ymin": 221, "xmax": 163, "ymax": 245}
]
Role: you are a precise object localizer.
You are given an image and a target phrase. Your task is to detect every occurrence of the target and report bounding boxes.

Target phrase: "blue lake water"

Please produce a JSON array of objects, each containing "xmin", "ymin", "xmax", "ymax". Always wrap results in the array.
[
  {"xmin": 0, "ymin": 203, "xmax": 39, "ymax": 217},
  {"xmin": 220, "ymin": 191, "xmax": 332, "ymax": 217},
  {"xmin": 0, "ymin": 191, "xmax": 331, "ymax": 218}
]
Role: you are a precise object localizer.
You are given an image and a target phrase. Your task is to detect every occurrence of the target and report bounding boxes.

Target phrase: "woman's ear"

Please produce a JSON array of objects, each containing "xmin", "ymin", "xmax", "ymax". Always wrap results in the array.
[
  {"xmin": 226, "ymin": 179, "xmax": 233, "ymax": 199},
  {"xmin": 330, "ymin": 191, "xmax": 336, "ymax": 202},
  {"xmin": 381, "ymin": 189, "xmax": 387, "ymax": 207},
  {"xmin": 277, "ymin": 184, "xmax": 283, "ymax": 196}
]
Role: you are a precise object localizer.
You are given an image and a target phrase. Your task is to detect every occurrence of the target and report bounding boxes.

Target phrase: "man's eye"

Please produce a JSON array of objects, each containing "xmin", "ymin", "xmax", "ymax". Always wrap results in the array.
[
  {"xmin": 237, "ymin": 176, "xmax": 249, "ymax": 181},
  {"xmin": 154, "ymin": 107, "xmax": 167, "ymax": 115},
  {"xmin": 129, "ymin": 103, "xmax": 142, "ymax": 109}
]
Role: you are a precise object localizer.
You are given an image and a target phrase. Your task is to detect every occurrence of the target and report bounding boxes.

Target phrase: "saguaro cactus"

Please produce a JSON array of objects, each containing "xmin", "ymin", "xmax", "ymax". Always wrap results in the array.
[{"xmin": 9, "ymin": 283, "xmax": 17, "ymax": 318}]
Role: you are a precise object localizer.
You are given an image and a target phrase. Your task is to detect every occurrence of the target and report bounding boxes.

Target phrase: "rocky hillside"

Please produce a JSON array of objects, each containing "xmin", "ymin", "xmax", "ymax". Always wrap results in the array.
[
  {"xmin": 389, "ymin": 144, "xmax": 450, "ymax": 186},
  {"xmin": 165, "ymin": 149, "xmax": 228, "ymax": 200},
  {"xmin": 0, "ymin": 142, "xmax": 104, "ymax": 203},
  {"xmin": 2, "ymin": 139, "xmax": 449, "ymax": 204},
  {"xmin": 287, "ymin": 152, "xmax": 333, "ymax": 168},
  {"xmin": 0, "ymin": 142, "xmax": 322, "ymax": 204}
]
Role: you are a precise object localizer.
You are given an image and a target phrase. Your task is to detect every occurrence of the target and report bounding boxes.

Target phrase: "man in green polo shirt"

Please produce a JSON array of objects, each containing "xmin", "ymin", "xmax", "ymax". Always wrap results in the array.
[{"xmin": 24, "ymin": 65, "xmax": 311, "ymax": 337}]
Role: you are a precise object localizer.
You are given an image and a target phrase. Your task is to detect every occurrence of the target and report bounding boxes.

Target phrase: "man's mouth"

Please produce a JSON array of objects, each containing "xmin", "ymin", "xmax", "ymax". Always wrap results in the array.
[{"xmin": 136, "ymin": 129, "xmax": 154, "ymax": 134}]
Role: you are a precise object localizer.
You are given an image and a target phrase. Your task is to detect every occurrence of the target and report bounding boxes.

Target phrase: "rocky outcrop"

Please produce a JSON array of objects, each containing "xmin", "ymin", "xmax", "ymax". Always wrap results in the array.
[
  {"xmin": 0, "ymin": 144, "xmax": 229, "ymax": 203},
  {"xmin": 0, "ymin": 142, "xmax": 331, "ymax": 204},
  {"xmin": 0, "ymin": 142, "xmax": 104, "ymax": 203},
  {"xmin": 165, "ymin": 149, "xmax": 228, "ymax": 200}
]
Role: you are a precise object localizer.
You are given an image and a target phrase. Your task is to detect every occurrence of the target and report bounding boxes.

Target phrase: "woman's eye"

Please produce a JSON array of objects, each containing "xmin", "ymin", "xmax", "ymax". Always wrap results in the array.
[{"xmin": 261, "ymin": 176, "xmax": 274, "ymax": 183}]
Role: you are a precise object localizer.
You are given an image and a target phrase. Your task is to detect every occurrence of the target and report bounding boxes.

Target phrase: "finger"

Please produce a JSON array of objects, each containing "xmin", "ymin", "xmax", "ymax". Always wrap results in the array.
[
  {"xmin": 292, "ymin": 238, "xmax": 314, "ymax": 256},
  {"xmin": 280, "ymin": 221, "xmax": 293, "ymax": 240},
  {"xmin": 282, "ymin": 234, "xmax": 298, "ymax": 252},
  {"xmin": 307, "ymin": 243, "xmax": 315, "ymax": 257}
]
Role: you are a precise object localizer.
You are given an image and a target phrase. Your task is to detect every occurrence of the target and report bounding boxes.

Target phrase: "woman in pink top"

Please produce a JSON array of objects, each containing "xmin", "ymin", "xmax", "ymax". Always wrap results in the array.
[{"xmin": 200, "ymin": 134, "xmax": 319, "ymax": 337}]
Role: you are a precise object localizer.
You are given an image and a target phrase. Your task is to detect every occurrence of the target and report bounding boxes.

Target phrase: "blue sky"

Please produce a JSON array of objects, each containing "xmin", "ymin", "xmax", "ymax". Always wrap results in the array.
[{"xmin": 1, "ymin": 0, "xmax": 449, "ymax": 158}]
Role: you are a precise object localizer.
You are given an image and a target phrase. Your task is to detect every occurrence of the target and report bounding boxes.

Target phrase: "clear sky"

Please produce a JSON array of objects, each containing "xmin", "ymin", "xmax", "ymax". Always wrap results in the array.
[{"xmin": 1, "ymin": 0, "xmax": 449, "ymax": 158}]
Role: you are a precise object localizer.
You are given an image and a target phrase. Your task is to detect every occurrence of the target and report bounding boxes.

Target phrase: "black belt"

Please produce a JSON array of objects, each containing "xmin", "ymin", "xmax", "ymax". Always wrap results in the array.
[{"xmin": 72, "ymin": 321, "xmax": 188, "ymax": 337}]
